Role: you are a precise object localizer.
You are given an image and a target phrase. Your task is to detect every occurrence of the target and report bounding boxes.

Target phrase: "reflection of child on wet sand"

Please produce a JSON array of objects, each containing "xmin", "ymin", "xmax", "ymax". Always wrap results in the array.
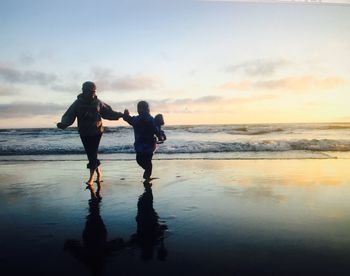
[
  {"xmin": 128, "ymin": 185, "xmax": 168, "ymax": 260},
  {"xmin": 123, "ymin": 101, "xmax": 166, "ymax": 183}
]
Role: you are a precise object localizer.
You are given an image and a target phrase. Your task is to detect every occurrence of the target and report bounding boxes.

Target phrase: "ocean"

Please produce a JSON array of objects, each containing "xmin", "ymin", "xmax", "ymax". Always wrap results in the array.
[{"xmin": 1, "ymin": 122, "xmax": 350, "ymax": 160}]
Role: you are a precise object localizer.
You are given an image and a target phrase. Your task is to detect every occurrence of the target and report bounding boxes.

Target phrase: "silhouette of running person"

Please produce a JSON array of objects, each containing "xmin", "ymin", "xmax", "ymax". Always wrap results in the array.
[
  {"xmin": 64, "ymin": 185, "xmax": 124, "ymax": 275},
  {"xmin": 57, "ymin": 81, "xmax": 123, "ymax": 185},
  {"xmin": 123, "ymin": 101, "xmax": 166, "ymax": 183},
  {"xmin": 128, "ymin": 183, "xmax": 168, "ymax": 260}
]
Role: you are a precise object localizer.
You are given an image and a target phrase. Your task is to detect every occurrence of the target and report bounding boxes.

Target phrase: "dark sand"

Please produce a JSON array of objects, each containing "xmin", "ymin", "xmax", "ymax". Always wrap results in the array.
[{"xmin": 1, "ymin": 159, "xmax": 350, "ymax": 275}]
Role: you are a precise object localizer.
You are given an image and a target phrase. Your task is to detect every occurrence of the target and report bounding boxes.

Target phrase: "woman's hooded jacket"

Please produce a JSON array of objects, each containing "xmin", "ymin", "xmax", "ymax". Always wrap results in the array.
[{"xmin": 60, "ymin": 93, "xmax": 122, "ymax": 136}]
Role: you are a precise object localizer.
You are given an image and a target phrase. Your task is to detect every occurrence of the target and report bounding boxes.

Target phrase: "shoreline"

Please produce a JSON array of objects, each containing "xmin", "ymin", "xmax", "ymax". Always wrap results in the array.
[{"xmin": 1, "ymin": 150, "xmax": 349, "ymax": 162}]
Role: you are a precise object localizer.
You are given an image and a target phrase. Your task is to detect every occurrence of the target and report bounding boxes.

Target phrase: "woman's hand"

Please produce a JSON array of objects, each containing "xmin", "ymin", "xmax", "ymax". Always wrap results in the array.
[{"xmin": 56, "ymin": 122, "xmax": 65, "ymax": 129}]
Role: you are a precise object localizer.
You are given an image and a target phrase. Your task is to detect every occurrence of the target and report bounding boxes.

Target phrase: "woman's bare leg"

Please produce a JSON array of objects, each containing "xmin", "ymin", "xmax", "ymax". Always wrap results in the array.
[
  {"xmin": 96, "ymin": 167, "xmax": 103, "ymax": 183},
  {"xmin": 86, "ymin": 168, "xmax": 95, "ymax": 186}
]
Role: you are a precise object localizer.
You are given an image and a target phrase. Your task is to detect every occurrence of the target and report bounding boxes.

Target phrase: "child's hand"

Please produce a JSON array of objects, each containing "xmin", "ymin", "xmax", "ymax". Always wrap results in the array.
[{"xmin": 157, "ymin": 131, "xmax": 166, "ymax": 143}]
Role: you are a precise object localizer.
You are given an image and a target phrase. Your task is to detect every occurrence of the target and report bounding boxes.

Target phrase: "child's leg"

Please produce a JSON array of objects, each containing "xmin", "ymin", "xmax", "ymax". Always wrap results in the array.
[
  {"xmin": 143, "ymin": 153, "xmax": 153, "ymax": 180},
  {"xmin": 136, "ymin": 152, "xmax": 144, "ymax": 171},
  {"xmin": 136, "ymin": 152, "xmax": 153, "ymax": 180}
]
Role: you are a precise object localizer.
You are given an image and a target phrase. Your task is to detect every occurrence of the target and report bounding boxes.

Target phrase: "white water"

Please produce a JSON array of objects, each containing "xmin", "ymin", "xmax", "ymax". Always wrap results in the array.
[{"xmin": 1, "ymin": 123, "xmax": 350, "ymax": 160}]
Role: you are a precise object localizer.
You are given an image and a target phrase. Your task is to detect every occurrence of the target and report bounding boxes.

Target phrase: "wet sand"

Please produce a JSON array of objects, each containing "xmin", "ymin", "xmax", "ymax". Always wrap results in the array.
[{"xmin": 1, "ymin": 159, "xmax": 350, "ymax": 275}]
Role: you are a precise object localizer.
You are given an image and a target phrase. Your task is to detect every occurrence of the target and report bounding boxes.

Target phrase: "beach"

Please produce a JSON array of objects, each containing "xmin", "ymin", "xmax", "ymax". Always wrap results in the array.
[{"xmin": 1, "ymin": 158, "xmax": 350, "ymax": 275}]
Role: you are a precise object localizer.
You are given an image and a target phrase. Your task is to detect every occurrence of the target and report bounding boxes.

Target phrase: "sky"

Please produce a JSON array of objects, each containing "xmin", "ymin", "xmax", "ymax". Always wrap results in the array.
[{"xmin": 0, "ymin": 0, "xmax": 350, "ymax": 128}]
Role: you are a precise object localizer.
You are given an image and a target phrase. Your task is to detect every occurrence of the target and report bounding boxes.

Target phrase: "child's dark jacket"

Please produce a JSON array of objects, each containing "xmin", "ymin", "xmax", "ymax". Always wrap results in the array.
[{"xmin": 123, "ymin": 113, "xmax": 162, "ymax": 153}]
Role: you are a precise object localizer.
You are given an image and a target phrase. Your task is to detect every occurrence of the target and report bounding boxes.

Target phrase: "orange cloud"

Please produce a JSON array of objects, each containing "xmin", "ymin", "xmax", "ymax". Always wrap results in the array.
[
  {"xmin": 224, "ymin": 58, "xmax": 290, "ymax": 76},
  {"xmin": 221, "ymin": 75, "xmax": 347, "ymax": 92},
  {"xmin": 256, "ymin": 75, "xmax": 346, "ymax": 91},
  {"xmin": 221, "ymin": 80, "xmax": 253, "ymax": 90},
  {"xmin": 111, "ymin": 94, "xmax": 277, "ymax": 115}
]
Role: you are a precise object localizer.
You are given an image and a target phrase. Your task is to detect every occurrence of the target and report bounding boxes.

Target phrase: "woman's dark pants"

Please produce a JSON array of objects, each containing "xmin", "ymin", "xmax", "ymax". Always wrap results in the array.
[{"xmin": 80, "ymin": 134, "xmax": 102, "ymax": 170}]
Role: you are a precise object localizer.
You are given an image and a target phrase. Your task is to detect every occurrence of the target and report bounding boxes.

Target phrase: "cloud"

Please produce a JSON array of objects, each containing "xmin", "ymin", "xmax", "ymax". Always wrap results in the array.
[
  {"xmin": 0, "ymin": 65, "xmax": 57, "ymax": 85},
  {"xmin": 224, "ymin": 59, "xmax": 289, "ymax": 77},
  {"xmin": 109, "ymin": 75, "xmax": 160, "ymax": 91},
  {"xmin": 151, "ymin": 96, "xmax": 222, "ymax": 112},
  {"xmin": 110, "ymin": 94, "xmax": 276, "ymax": 114},
  {"xmin": 91, "ymin": 67, "xmax": 114, "ymax": 82},
  {"xmin": 256, "ymin": 76, "xmax": 346, "ymax": 91},
  {"xmin": 221, "ymin": 75, "xmax": 347, "ymax": 92},
  {"xmin": 0, "ymin": 98, "xmax": 214, "ymax": 119},
  {"xmin": 0, "ymin": 93, "xmax": 278, "ymax": 120},
  {"xmin": 17, "ymin": 49, "xmax": 55, "ymax": 66},
  {"xmin": 221, "ymin": 80, "xmax": 254, "ymax": 90},
  {"xmin": 91, "ymin": 67, "xmax": 161, "ymax": 92},
  {"xmin": 0, "ymin": 85, "xmax": 19, "ymax": 96},
  {"xmin": 0, "ymin": 64, "xmax": 160, "ymax": 93},
  {"xmin": 51, "ymin": 83, "xmax": 80, "ymax": 93},
  {"xmin": 18, "ymin": 53, "xmax": 36, "ymax": 65},
  {"xmin": 0, "ymin": 102, "xmax": 65, "ymax": 118},
  {"xmin": 154, "ymin": 95, "xmax": 277, "ymax": 113}
]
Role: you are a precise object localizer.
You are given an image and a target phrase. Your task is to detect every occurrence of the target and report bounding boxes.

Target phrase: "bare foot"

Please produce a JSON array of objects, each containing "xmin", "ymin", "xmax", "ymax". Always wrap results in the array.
[
  {"xmin": 86, "ymin": 179, "xmax": 94, "ymax": 186},
  {"xmin": 143, "ymin": 180, "xmax": 153, "ymax": 189},
  {"xmin": 143, "ymin": 177, "xmax": 158, "ymax": 183},
  {"xmin": 85, "ymin": 184, "xmax": 98, "ymax": 199},
  {"xmin": 96, "ymin": 191, "xmax": 102, "ymax": 200}
]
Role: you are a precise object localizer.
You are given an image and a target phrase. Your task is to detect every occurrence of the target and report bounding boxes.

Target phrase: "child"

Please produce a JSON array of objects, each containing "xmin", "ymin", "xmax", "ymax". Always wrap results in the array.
[{"xmin": 123, "ymin": 101, "xmax": 166, "ymax": 183}]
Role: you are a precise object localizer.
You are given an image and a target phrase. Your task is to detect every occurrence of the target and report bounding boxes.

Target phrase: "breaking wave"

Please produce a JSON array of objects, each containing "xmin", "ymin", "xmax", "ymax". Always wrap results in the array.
[{"xmin": 1, "ymin": 139, "xmax": 350, "ymax": 155}]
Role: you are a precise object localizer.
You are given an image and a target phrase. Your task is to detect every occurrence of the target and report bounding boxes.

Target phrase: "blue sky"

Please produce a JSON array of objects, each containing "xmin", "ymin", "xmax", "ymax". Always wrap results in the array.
[{"xmin": 1, "ymin": 0, "xmax": 350, "ymax": 127}]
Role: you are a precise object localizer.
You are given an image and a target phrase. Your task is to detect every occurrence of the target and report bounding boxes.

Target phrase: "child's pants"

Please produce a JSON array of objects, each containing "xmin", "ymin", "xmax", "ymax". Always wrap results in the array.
[{"xmin": 136, "ymin": 152, "xmax": 153, "ymax": 179}]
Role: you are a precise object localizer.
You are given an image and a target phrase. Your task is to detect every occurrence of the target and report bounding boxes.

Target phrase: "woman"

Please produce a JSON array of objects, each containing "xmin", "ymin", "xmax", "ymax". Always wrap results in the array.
[{"xmin": 57, "ymin": 81, "xmax": 123, "ymax": 185}]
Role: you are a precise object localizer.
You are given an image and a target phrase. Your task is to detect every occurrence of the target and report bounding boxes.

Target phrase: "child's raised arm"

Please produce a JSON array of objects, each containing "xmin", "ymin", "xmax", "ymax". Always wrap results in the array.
[{"xmin": 122, "ymin": 109, "xmax": 134, "ymax": 125}]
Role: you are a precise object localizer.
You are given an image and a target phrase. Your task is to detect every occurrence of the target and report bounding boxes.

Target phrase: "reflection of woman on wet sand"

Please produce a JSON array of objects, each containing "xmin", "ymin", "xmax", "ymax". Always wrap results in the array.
[
  {"xmin": 128, "ymin": 184, "xmax": 168, "ymax": 260},
  {"xmin": 57, "ymin": 81, "xmax": 123, "ymax": 185},
  {"xmin": 64, "ymin": 185, "xmax": 124, "ymax": 275}
]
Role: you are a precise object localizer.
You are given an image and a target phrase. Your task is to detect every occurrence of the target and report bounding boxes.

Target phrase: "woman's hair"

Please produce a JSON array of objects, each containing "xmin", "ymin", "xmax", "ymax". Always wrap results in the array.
[{"xmin": 82, "ymin": 81, "xmax": 96, "ymax": 93}]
